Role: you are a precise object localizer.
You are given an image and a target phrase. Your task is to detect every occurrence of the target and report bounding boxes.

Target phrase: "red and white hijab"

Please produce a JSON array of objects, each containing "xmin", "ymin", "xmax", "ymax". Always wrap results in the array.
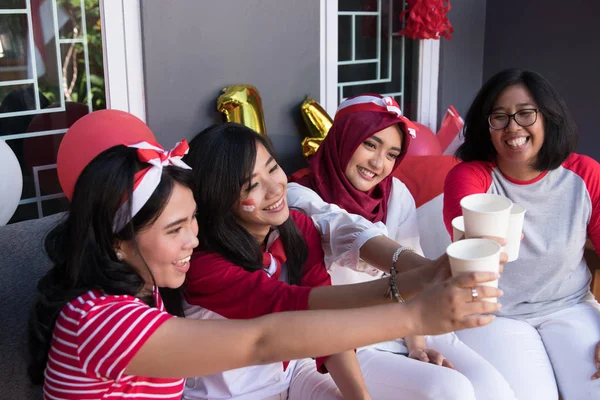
[{"xmin": 292, "ymin": 94, "xmax": 416, "ymax": 223}]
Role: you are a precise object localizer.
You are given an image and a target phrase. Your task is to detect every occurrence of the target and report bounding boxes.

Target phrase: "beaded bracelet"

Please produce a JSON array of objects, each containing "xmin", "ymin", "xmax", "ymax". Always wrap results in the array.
[{"xmin": 385, "ymin": 246, "xmax": 415, "ymax": 303}]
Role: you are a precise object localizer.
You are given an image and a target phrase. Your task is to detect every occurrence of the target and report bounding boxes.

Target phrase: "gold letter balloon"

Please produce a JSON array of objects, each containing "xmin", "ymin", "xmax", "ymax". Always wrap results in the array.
[
  {"xmin": 217, "ymin": 84, "xmax": 267, "ymax": 136},
  {"xmin": 300, "ymin": 97, "xmax": 332, "ymax": 158}
]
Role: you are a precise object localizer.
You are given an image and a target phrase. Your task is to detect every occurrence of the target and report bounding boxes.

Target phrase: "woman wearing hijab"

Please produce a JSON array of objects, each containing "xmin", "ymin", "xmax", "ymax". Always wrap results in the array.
[{"xmin": 289, "ymin": 94, "xmax": 515, "ymax": 400}]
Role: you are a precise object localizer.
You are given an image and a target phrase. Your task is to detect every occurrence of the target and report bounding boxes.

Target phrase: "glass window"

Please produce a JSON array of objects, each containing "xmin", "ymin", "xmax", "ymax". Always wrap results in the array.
[
  {"xmin": 0, "ymin": 0, "xmax": 105, "ymax": 223},
  {"xmin": 337, "ymin": 0, "xmax": 418, "ymax": 119}
]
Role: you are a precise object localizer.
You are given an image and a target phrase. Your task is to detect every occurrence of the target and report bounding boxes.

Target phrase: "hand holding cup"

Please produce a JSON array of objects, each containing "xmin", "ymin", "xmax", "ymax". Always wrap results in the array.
[{"xmin": 408, "ymin": 271, "xmax": 503, "ymax": 335}]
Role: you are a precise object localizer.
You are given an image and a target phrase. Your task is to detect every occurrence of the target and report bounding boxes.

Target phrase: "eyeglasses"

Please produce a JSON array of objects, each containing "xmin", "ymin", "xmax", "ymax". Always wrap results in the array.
[{"xmin": 488, "ymin": 108, "xmax": 539, "ymax": 130}]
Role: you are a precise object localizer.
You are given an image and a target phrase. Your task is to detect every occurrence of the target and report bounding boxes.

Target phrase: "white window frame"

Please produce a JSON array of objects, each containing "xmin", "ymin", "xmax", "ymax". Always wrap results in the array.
[
  {"xmin": 100, "ymin": 0, "xmax": 146, "ymax": 121},
  {"xmin": 320, "ymin": 0, "xmax": 439, "ymax": 130}
]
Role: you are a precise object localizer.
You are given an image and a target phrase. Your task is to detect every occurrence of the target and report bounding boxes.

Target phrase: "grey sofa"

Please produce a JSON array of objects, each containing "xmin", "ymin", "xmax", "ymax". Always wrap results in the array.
[{"xmin": 0, "ymin": 212, "xmax": 65, "ymax": 399}]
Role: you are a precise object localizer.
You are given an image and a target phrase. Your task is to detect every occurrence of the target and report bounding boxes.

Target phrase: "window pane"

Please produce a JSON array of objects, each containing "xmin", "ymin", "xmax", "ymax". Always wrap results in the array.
[
  {"xmin": 8, "ymin": 202, "xmax": 38, "ymax": 224},
  {"xmin": 1, "ymin": 0, "xmax": 26, "ymax": 9},
  {"xmin": 42, "ymin": 197, "xmax": 69, "ymax": 218},
  {"xmin": 0, "ymin": 14, "xmax": 29, "ymax": 81},
  {"xmin": 58, "ymin": 0, "xmax": 83, "ymax": 39},
  {"xmin": 339, "ymin": 0, "xmax": 374, "ymax": 13},
  {"xmin": 339, "ymin": 62, "xmax": 378, "ymax": 84},
  {"xmin": 338, "ymin": 16, "xmax": 352, "ymax": 61},
  {"xmin": 354, "ymin": 16, "xmax": 377, "ymax": 60}
]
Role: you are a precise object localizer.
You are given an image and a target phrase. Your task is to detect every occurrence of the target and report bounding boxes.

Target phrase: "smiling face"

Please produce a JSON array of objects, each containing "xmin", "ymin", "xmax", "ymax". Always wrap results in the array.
[
  {"xmin": 119, "ymin": 182, "xmax": 199, "ymax": 290},
  {"xmin": 489, "ymin": 84, "xmax": 545, "ymax": 177},
  {"xmin": 234, "ymin": 142, "xmax": 289, "ymax": 242},
  {"xmin": 344, "ymin": 124, "xmax": 403, "ymax": 191}
]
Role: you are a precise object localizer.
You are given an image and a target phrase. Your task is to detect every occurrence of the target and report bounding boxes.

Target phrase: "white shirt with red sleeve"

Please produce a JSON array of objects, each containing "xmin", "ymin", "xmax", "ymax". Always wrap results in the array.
[
  {"xmin": 43, "ymin": 288, "xmax": 183, "ymax": 400},
  {"xmin": 443, "ymin": 153, "xmax": 600, "ymax": 318},
  {"xmin": 183, "ymin": 210, "xmax": 333, "ymax": 400}
]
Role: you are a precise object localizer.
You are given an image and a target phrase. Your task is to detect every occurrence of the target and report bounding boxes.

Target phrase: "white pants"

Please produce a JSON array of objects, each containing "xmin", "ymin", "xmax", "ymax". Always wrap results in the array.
[
  {"xmin": 263, "ymin": 389, "xmax": 289, "ymax": 400},
  {"xmin": 456, "ymin": 299, "xmax": 600, "ymax": 400},
  {"xmin": 288, "ymin": 333, "xmax": 516, "ymax": 400}
]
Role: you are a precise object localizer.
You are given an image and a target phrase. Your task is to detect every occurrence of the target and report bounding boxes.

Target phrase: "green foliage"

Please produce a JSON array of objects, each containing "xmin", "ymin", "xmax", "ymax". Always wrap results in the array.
[{"xmin": 57, "ymin": 0, "xmax": 105, "ymax": 110}]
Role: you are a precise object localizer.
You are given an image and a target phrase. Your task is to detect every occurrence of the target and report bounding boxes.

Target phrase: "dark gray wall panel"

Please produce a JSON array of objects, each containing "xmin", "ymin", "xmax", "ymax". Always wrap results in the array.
[
  {"xmin": 438, "ymin": 0, "xmax": 487, "ymax": 127},
  {"xmin": 140, "ymin": 0, "xmax": 320, "ymax": 173},
  {"xmin": 483, "ymin": 0, "xmax": 600, "ymax": 160}
]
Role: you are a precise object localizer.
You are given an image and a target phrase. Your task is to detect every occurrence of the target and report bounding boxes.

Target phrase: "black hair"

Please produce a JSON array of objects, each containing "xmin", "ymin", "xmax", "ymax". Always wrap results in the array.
[
  {"xmin": 186, "ymin": 123, "xmax": 307, "ymax": 285},
  {"xmin": 28, "ymin": 145, "xmax": 195, "ymax": 384},
  {"xmin": 456, "ymin": 68, "xmax": 578, "ymax": 171}
]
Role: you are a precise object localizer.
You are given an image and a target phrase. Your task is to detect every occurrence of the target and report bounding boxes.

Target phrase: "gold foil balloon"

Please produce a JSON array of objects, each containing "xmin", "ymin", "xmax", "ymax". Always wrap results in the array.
[
  {"xmin": 301, "ymin": 137, "xmax": 326, "ymax": 158},
  {"xmin": 217, "ymin": 84, "xmax": 267, "ymax": 135},
  {"xmin": 301, "ymin": 97, "xmax": 332, "ymax": 138},
  {"xmin": 300, "ymin": 97, "xmax": 333, "ymax": 158}
]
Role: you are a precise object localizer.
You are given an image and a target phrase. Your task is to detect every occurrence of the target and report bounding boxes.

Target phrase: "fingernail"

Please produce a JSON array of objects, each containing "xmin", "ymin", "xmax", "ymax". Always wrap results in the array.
[
  {"xmin": 494, "ymin": 273, "xmax": 501, "ymax": 278},
  {"xmin": 596, "ymin": 362, "xmax": 600, "ymax": 369},
  {"xmin": 498, "ymin": 289, "xmax": 504, "ymax": 296}
]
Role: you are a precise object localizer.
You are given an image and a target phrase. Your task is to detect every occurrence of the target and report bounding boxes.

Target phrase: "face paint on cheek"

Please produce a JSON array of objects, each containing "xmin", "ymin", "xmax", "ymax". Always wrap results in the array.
[{"xmin": 241, "ymin": 199, "xmax": 256, "ymax": 212}]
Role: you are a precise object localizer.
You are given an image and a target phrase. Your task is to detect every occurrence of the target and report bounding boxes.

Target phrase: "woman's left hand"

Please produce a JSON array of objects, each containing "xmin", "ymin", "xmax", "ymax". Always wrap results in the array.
[
  {"xmin": 407, "ymin": 348, "xmax": 455, "ymax": 369},
  {"xmin": 592, "ymin": 341, "xmax": 600, "ymax": 380}
]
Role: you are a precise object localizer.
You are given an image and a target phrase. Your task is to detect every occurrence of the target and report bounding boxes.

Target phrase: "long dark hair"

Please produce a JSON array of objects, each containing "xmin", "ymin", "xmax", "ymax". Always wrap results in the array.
[
  {"xmin": 456, "ymin": 68, "xmax": 578, "ymax": 171},
  {"xmin": 28, "ymin": 145, "xmax": 195, "ymax": 384},
  {"xmin": 186, "ymin": 123, "xmax": 307, "ymax": 285}
]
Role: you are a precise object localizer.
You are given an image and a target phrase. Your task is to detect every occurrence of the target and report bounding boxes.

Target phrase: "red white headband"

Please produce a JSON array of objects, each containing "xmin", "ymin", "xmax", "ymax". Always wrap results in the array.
[
  {"xmin": 113, "ymin": 139, "xmax": 191, "ymax": 232},
  {"xmin": 334, "ymin": 95, "xmax": 417, "ymax": 138}
]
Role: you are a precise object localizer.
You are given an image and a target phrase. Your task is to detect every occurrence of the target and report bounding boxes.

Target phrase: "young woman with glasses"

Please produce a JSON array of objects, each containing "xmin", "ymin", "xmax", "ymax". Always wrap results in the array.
[{"xmin": 443, "ymin": 68, "xmax": 600, "ymax": 400}]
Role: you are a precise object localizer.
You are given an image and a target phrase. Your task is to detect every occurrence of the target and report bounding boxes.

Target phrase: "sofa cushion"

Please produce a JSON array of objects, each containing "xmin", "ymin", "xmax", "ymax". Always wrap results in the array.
[
  {"xmin": 394, "ymin": 156, "xmax": 459, "ymax": 259},
  {"xmin": 0, "ymin": 212, "xmax": 65, "ymax": 399}
]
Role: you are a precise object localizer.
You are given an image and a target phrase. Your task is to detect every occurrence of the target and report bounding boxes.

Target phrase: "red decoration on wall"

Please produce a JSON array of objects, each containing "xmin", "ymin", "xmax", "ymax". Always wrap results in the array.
[{"xmin": 399, "ymin": 0, "xmax": 454, "ymax": 40}]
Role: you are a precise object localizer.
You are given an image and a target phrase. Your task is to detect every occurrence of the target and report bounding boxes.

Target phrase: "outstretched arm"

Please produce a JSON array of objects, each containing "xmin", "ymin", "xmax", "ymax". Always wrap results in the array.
[{"xmin": 126, "ymin": 271, "xmax": 502, "ymax": 379}]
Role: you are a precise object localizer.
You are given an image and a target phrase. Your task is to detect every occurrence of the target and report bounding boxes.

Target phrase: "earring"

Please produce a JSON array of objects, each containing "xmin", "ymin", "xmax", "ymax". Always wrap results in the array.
[{"xmin": 116, "ymin": 251, "xmax": 124, "ymax": 261}]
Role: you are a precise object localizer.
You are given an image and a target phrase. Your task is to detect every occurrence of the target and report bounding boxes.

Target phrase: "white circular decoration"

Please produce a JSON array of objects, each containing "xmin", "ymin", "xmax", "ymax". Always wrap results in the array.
[{"xmin": 0, "ymin": 140, "xmax": 23, "ymax": 225}]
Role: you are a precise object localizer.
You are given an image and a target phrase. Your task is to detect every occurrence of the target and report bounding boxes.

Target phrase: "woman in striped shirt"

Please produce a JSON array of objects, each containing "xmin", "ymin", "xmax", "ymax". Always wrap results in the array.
[{"xmin": 28, "ymin": 110, "xmax": 502, "ymax": 400}]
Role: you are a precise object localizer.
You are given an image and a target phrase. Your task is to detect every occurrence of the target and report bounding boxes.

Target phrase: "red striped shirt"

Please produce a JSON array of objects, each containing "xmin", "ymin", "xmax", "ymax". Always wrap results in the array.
[{"xmin": 43, "ymin": 288, "xmax": 184, "ymax": 400}]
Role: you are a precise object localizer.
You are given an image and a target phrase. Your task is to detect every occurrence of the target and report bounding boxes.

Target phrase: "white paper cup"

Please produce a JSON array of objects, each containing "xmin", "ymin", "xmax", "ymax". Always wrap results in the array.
[
  {"xmin": 460, "ymin": 194, "xmax": 513, "ymax": 239},
  {"xmin": 505, "ymin": 204, "xmax": 526, "ymax": 262},
  {"xmin": 446, "ymin": 238, "xmax": 502, "ymax": 303},
  {"xmin": 452, "ymin": 216, "xmax": 465, "ymax": 242}
]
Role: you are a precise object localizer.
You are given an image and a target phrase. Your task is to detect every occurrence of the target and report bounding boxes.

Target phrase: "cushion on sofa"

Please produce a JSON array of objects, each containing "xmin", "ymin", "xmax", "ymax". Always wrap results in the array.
[
  {"xmin": 394, "ymin": 155, "xmax": 460, "ymax": 258},
  {"xmin": 0, "ymin": 212, "xmax": 65, "ymax": 400}
]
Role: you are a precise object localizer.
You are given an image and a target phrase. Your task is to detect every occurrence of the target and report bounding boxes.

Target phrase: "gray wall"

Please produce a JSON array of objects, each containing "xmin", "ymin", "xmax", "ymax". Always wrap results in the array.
[
  {"xmin": 483, "ymin": 0, "xmax": 600, "ymax": 160},
  {"xmin": 437, "ymin": 0, "xmax": 487, "ymax": 127},
  {"xmin": 140, "ymin": 0, "xmax": 320, "ymax": 173}
]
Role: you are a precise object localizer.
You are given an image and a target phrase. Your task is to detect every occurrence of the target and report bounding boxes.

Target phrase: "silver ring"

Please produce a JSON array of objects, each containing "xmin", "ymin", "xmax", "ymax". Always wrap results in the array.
[{"xmin": 471, "ymin": 288, "xmax": 479, "ymax": 301}]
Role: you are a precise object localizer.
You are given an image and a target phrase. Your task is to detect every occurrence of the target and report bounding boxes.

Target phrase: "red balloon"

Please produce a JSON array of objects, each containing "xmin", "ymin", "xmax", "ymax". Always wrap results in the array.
[
  {"xmin": 405, "ymin": 122, "xmax": 442, "ymax": 156},
  {"xmin": 57, "ymin": 110, "xmax": 157, "ymax": 201}
]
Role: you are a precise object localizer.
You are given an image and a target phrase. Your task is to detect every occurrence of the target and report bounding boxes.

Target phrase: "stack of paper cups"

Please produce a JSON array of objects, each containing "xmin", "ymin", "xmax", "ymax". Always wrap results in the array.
[
  {"xmin": 458, "ymin": 193, "xmax": 526, "ymax": 262},
  {"xmin": 460, "ymin": 194, "xmax": 513, "ymax": 239}
]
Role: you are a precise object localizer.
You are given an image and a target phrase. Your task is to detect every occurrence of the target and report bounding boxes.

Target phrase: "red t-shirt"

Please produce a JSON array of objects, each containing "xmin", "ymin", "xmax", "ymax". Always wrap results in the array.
[
  {"xmin": 184, "ymin": 210, "xmax": 332, "ymax": 372},
  {"xmin": 44, "ymin": 288, "xmax": 183, "ymax": 399}
]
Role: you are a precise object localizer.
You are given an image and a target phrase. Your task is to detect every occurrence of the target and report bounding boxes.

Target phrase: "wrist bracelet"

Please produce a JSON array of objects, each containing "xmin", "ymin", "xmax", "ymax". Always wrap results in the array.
[
  {"xmin": 386, "ymin": 246, "xmax": 415, "ymax": 303},
  {"xmin": 392, "ymin": 245, "xmax": 416, "ymax": 265}
]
